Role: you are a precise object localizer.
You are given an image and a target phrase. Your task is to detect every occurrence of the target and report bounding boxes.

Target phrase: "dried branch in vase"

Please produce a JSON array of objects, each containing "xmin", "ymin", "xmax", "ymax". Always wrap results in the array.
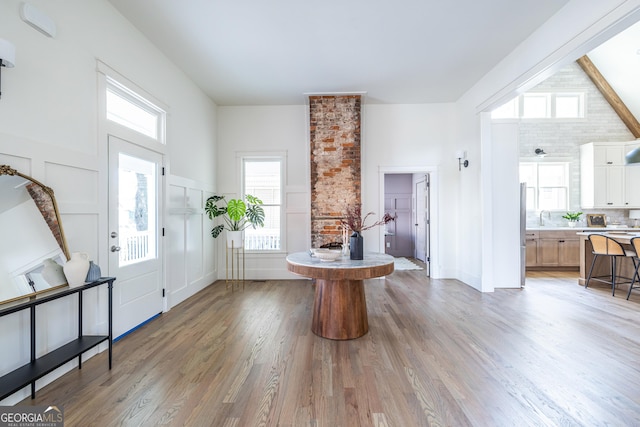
[{"xmin": 341, "ymin": 205, "xmax": 396, "ymax": 232}]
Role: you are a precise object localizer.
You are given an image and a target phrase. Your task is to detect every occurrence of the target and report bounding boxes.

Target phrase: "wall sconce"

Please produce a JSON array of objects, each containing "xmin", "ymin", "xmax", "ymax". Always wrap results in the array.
[
  {"xmin": 535, "ymin": 148, "xmax": 547, "ymax": 157},
  {"xmin": 455, "ymin": 150, "xmax": 469, "ymax": 171},
  {"xmin": 0, "ymin": 39, "xmax": 16, "ymax": 99},
  {"xmin": 625, "ymin": 147, "xmax": 640, "ymax": 164}
]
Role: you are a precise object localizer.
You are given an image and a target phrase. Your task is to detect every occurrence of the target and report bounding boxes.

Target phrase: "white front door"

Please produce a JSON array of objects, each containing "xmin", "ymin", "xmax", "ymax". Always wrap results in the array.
[
  {"xmin": 415, "ymin": 175, "xmax": 430, "ymax": 274},
  {"xmin": 108, "ymin": 135, "xmax": 164, "ymax": 339}
]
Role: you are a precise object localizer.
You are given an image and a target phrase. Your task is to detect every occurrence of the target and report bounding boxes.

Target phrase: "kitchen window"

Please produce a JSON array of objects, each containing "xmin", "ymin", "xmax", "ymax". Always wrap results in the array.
[
  {"xmin": 242, "ymin": 156, "xmax": 284, "ymax": 251},
  {"xmin": 520, "ymin": 162, "xmax": 570, "ymax": 211}
]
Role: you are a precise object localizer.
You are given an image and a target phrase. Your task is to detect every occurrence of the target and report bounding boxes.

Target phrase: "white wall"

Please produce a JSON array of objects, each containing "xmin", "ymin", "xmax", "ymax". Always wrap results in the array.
[
  {"xmin": 217, "ymin": 105, "xmax": 309, "ymax": 278},
  {"xmin": 0, "ymin": 0, "xmax": 217, "ymax": 404},
  {"xmin": 364, "ymin": 104, "xmax": 458, "ymax": 278},
  {"xmin": 455, "ymin": 0, "xmax": 640, "ymax": 291},
  {"xmin": 217, "ymin": 103, "xmax": 461, "ymax": 279}
]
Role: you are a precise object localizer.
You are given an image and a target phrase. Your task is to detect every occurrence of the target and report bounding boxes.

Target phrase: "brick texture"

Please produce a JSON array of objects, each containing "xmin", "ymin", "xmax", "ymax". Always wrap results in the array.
[
  {"xmin": 26, "ymin": 183, "xmax": 65, "ymax": 252},
  {"xmin": 309, "ymin": 95, "xmax": 361, "ymax": 248}
]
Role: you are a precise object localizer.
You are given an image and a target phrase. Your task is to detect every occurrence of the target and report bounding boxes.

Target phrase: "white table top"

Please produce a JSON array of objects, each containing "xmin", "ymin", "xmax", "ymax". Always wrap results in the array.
[{"xmin": 286, "ymin": 252, "xmax": 394, "ymax": 270}]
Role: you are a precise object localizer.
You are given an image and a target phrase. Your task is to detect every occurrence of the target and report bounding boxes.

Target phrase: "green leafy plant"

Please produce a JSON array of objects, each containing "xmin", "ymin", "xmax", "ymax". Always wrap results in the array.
[
  {"xmin": 205, "ymin": 194, "xmax": 265, "ymax": 238},
  {"xmin": 562, "ymin": 211, "xmax": 583, "ymax": 222}
]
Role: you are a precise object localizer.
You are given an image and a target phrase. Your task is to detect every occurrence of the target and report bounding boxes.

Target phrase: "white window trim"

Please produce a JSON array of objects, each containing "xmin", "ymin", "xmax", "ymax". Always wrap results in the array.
[
  {"xmin": 520, "ymin": 161, "xmax": 571, "ymax": 212},
  {"xmin": 97, "ymin": 60, "xmax": 168, "ymax": 147},
  {"xmin": 492, "ymin": 90, "xmax": 587, "ymax": 120},
  {"xmin": 237, "ymin": 151, "xmax": 287, "ymax": 253}
]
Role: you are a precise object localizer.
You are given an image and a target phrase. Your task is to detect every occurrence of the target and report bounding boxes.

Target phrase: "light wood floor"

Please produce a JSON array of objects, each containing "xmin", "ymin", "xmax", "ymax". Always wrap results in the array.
[{"xmin": 20, "ymin": 266, "xmax": 640, "ymax": 426}]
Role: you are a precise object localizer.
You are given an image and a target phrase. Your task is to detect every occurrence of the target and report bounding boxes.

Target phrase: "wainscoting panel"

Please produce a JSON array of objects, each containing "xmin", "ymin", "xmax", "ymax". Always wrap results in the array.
[{"xmin": 167, "ymin": 177, "xmax": 216, "ymax": 308}]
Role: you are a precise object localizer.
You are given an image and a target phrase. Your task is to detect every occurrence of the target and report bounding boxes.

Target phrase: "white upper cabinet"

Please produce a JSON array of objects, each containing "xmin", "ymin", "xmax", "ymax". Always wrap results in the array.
[
  {"xmin": 593, "ymin": 145, "xmax": 624, "ymax": 166},
  {"xmin": 581, "ymin": 141, "xmax": 636, "ymax": 209}
]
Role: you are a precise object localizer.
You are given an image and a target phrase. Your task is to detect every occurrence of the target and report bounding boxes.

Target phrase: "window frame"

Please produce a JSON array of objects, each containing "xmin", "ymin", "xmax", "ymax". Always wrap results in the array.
[
  {"xmin": 520, "ymin": 161, "xmax": 571, "ymax": 212},
  {"xmin": 240, "ymin": 154, "xmax": 286, "ymax": 252},
  {"xmin": 491, "ymin": 91, "xmax": 586, "ymax": 120},
  {"xmin": 106, "ymin": 76, "xmax": 167, "ymax": 144}
]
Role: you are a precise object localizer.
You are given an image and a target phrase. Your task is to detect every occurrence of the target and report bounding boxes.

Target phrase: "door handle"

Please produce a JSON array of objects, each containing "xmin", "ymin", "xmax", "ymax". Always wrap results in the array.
[{"xmin": 111, "ymin": 245, "xmax": 121, "ymax": 252}]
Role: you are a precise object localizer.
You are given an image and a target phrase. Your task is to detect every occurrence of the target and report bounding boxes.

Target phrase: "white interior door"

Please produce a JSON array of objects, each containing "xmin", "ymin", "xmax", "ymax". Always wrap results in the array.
[
  {"xmin": 415, "ymin": 175, "xmax": 430, "ymax": 274},
  {"xmin": 108, "ymin": 135, "xmax": 164, "ymax": 338}
]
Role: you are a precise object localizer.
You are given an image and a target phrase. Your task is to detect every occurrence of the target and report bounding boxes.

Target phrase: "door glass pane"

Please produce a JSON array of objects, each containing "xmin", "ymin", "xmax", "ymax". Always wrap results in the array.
[{"xmin": 119, "ymin": 153, "xmax": 157, "ymax": 266}]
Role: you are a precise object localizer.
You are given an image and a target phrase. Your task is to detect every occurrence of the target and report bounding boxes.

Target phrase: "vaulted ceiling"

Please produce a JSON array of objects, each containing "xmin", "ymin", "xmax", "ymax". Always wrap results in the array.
[
  {"xmin": 107, "ymin": 0, "xmax": 571, "ymax": 105},
  {"xmin": 588, "ymin": 20, "xmax": 640, "ymax": 127}
]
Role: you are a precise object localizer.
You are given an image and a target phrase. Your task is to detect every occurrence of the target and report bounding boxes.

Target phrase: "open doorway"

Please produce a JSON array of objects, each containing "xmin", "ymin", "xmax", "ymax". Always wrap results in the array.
[{"xmin": 383, "ymin": 173, "xmax": 430, "ymax": 275}]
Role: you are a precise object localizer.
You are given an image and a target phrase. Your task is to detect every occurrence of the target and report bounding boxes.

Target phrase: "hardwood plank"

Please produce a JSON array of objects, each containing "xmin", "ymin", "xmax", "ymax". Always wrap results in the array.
[{"xmin": 16, "ymin": 270, "xmax": 640, "ymax": 426}]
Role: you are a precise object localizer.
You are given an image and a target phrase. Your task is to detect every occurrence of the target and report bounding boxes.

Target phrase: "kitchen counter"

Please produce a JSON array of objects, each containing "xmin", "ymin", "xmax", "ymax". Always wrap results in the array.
[
  {"xmin": 577, "ymin": 231, "xmax": 640, "ymax": 286},
  {"xmin": 527, "ymin": 226, "xmax": 637, "ymax": 231}
]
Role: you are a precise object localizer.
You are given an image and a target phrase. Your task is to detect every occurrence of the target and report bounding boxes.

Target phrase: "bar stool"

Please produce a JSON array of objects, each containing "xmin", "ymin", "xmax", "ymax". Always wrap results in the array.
[
  {"xmin": 627, "ymin": 237, "xmax": 640, "ymax": 300},
  {"xmin": 585, "ymin": 234, "xmax": 636, "ymax": 296}
]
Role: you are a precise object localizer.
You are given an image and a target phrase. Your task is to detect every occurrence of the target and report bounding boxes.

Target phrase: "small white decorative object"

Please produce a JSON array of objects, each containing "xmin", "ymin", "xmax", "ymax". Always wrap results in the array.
[
  {"xmin": 41, "ymin": 258, "xmax": 66, "ymax": 286},
  {"xmin": 313, "ymin": 249, "xmax": 342, "ymax": 262},
  {"xmin": 63, "ymin": 252, "xmax": 90, "ymax": 288}
]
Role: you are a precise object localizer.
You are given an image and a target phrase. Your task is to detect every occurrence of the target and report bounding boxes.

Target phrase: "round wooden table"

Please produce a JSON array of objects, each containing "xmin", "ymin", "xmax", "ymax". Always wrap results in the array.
[{"xmin": 286, "ymin": 252, "xmax": 394, "ymax": 340}]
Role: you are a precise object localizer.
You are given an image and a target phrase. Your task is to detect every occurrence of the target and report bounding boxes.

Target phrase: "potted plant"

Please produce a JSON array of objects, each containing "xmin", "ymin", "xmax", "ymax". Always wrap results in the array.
[
  {"xmin": 341, "ymin": 204, "xmax": 396, "ymax": 260},
  {"xmin": 205, "ymin": 194, "xmax": 265, "ymax": 248},
  {"xmin": 562, "ymin": 211, "xmax": 583, "ymax": 227}
]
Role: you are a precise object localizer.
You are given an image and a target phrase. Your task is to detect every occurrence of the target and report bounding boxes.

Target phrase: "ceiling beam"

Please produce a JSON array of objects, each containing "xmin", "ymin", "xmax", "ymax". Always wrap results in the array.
[{"xmin": 576, "ymin": 55, "xmax": 640, "ymax": 139}]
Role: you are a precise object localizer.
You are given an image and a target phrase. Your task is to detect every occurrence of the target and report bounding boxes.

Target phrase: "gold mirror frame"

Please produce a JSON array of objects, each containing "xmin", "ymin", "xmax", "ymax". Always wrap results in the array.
[{"xmin": 0, "ymin": 165, "xmax": 71, "ymax": 304}]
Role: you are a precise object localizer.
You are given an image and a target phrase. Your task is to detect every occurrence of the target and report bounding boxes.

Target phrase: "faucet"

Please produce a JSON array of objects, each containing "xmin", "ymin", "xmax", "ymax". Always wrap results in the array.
[{"xmin": 539, "ymin": 210, "xmax": 550, "ymax": 226}]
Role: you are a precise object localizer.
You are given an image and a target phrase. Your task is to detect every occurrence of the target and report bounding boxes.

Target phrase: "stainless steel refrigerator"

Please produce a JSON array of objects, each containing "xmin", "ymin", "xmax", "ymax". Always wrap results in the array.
[{"xmin": 520, "ymin": 182, "xmax": 526, "ymax": 287}]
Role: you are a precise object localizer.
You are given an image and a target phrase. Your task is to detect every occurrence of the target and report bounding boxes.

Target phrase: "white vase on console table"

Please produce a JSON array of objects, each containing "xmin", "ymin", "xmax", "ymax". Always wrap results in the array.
[{"xmin": 63, "ymin": 252, "xmax": 90, "ymax": 288}]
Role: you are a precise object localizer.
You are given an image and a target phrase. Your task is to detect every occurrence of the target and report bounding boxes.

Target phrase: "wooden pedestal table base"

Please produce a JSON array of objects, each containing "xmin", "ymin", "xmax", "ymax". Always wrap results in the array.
[{"xmin": 286, "ymin": 252, "xmax": 394, "ymax": 340}]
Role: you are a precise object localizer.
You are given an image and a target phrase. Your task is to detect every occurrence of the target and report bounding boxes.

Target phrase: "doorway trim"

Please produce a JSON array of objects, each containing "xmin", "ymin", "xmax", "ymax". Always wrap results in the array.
[{"xmin": 379, "ymin": 165, "xmax": 440, "ymax": 278}]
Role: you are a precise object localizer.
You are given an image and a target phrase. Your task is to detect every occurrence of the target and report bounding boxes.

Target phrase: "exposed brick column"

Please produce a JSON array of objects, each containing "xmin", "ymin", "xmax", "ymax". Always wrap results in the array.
[{"xmin": 309, "ymin": 95, "xmax": 361, "ymax": 248}]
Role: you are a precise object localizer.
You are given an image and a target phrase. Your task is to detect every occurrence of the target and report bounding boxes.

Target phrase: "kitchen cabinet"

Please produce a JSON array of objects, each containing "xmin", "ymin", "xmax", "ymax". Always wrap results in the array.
[
  {"xmin": 625, "ymin": 164, "xmax": 640, "ymax": 207},
  {"xmin": 526, "ymin": 230, "xmax": 579, "ymax": 269},
  {"xmin": 593, "ymin": 145, "xmax": 624, "ymax": 166},
  {"xmin": 581, "ymin": 141, "xmax": 640, "ymax": 208},
  {"xmin": 525, "ymin": 231, "xmax": 539, "ymax": 267},
  {"xmin": 593, "ymin": 165, "xmax": 625, "ymax": 207},
  {"xmin": 581, "ymin": 142, "xmax": 627, "ymax": 208}
]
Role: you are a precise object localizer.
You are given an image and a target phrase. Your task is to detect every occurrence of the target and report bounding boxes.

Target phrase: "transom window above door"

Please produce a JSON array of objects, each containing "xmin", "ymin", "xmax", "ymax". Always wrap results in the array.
[{"xmin": 106, "ymin": 77, "xmax": 166, "ymax": 143}]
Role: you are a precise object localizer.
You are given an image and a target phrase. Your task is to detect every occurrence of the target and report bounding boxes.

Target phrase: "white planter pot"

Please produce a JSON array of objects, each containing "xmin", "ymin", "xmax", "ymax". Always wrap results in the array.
[{"xmin": 226, "ymin": 230, "xmax": 244, "ymax": 248}]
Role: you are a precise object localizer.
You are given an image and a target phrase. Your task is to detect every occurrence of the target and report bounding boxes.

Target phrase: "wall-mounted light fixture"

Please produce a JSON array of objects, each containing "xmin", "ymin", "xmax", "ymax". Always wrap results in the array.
[
  {"xmin": 455, "ymin": 150, "xmax": 468, "ymax": 171},
  {"xmin": 625, "ymin": 147, "xmax": 640, "ymax": 164},
  {"xmin": 0, "ymin": 39, "xmax": 16, "ymax": 99},
  {"xmin": 535, "ymin": 148, "xmax": 547, "ymax": 157}
]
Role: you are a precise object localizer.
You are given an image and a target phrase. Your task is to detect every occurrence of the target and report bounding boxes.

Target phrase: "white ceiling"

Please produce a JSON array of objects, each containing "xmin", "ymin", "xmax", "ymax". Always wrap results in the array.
[
  {"xmin": 588, "ymin": 21, "xmax": 640, "ymax": 124},
  {"xmin": 107, "ymin": 0, "xmax": 571, "ymax": 106}
]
